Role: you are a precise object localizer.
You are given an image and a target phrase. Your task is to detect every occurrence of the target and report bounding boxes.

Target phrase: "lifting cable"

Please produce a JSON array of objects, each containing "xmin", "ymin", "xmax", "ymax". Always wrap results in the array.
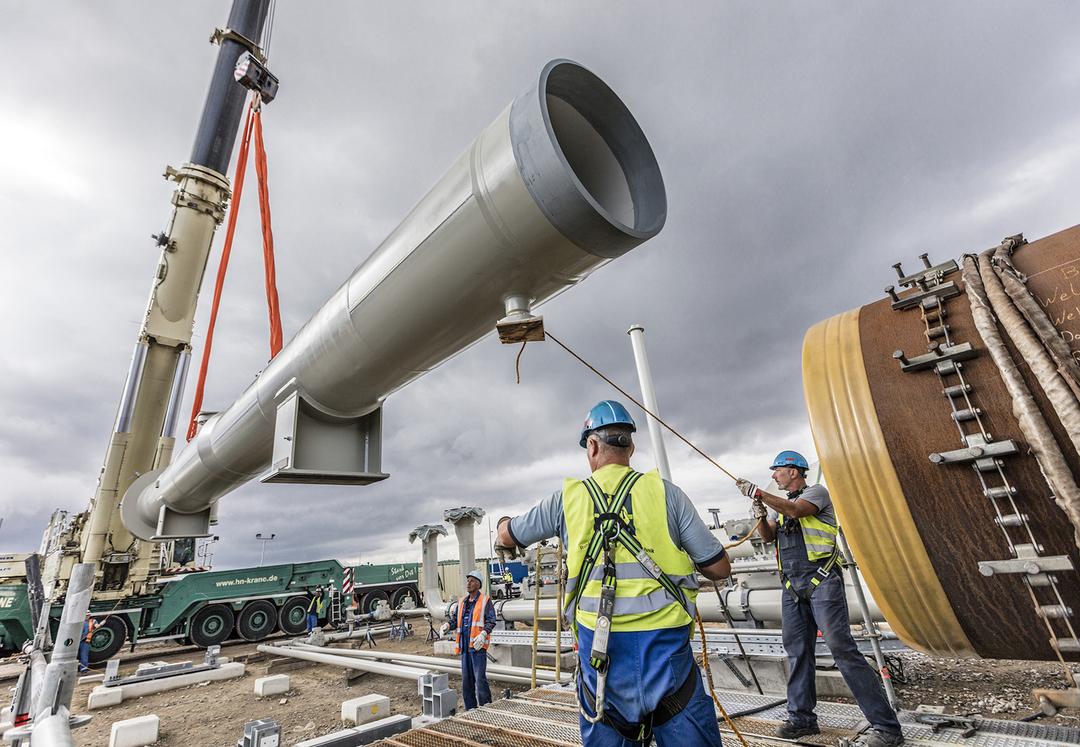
[
  {"xmin": 186, "ymin": 96, "xmax": 284, "ymax": 441},
  {"xmin": 543, "ymin": 330, "xmax": 739, "ymax": 483}
]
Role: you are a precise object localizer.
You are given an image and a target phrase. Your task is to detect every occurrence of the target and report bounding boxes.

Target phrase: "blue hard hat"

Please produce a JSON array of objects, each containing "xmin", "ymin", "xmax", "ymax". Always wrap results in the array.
[
  {"xmin": 579, "ymin": 400, "xmax": 637, "ymax": 448},
  {"xmin": 467, "ymin": 571, "xmax": 484, "ymax": 583},
  {"xmin": 770, "ymin": 450, "xmax": 809, "ymax": 470}
]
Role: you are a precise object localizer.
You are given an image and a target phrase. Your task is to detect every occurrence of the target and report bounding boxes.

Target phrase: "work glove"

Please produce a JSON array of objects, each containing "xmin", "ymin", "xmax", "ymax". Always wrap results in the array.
[
  {"xmin": 736, "ymin": 478, "xmax": 758, "ymax": 498},
  {"xmin": 493, "ymin": 516, "xmax": 519, "ymax": 560},
  {"xmin": 471, "ymin": 630, "xmax": 489, "ymax": 650},
  {"xmin": 438, "ymin": 622, "xmax": 450, "ymax": 639},
  {"xmin": 751, "ymin": 499, "xmax": 768, "ymax": 520}
]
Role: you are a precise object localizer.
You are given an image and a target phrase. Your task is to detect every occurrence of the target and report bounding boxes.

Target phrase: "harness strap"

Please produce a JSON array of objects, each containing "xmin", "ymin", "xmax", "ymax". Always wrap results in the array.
[
  {"xmin": 582, "ymin": 478, "xmax": 691, "ymax": 613},
  {"xmin": 579, "ymin": 659, "xmax": 698, "ymax": 743},
  {"xmin": 777, "ymin": 544, "xmax": 841, "ymax": 606},
  {"xmin": 568, "ymin": 471, "xmax": 642, "ymax": 619}
]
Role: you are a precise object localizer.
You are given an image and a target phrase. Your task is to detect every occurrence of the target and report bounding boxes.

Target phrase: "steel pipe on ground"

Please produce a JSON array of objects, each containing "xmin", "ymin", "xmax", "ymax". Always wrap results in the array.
[
  {"xmin": 256, "ymin": 645, "xmax": 428, "ymax": 680},
  {"xmin": 288, "ymin": 642, "xmax": 569, "ymax": 684}
]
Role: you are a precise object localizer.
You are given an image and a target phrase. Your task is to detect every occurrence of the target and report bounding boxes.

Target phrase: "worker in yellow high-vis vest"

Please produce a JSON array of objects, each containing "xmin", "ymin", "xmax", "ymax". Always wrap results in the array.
[
  {"xmin": 496, "ymin": 401, "xmax": 730, "ymax": 746},
  {"xmin": 738, "ymin": 451, "xmax": 903, "ymax": 747}
]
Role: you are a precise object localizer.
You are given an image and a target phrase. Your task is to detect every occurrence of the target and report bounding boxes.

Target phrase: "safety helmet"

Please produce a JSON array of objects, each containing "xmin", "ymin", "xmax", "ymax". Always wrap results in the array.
[
  {"xmin": 467, "ymin": 570, "xmax": 484, "ymax": 583},
  {"xmin": 770, "ymin": 450, "xmax": 809, "ymax": 470},
  {"xmin": 579, "ymin": 400, "xmax": 637, "ymax": 448}
]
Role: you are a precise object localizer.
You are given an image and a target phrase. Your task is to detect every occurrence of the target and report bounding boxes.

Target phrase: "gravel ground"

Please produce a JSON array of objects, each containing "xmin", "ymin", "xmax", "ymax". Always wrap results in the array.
[{"xmin": 20, "ymin": 631, "xmax": 1077, "ymax": 746}]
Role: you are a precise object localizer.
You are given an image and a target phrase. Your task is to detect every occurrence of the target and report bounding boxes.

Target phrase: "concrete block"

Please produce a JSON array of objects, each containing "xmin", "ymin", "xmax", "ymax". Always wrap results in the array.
[
  {"xmin": 96, "ymin": 661, "xmax": 245, "ymax": 706},
  {"xmin": 109, "ymin": 714, "xmax": 159, "ymax": 747},
  {"xmin": 89, "ymin": 685, "xmax": 124, "ymax": 710},
  {"xmin": 341, "ymin": 694, "xmax": 390, "ymax": 725},
  {"xmin": 433, "ymin": 640, "xmax": 455, "ymax": 656},
  {"xmin": 255, "ymin": 674, "xmax": 291, "ymax": 696}
]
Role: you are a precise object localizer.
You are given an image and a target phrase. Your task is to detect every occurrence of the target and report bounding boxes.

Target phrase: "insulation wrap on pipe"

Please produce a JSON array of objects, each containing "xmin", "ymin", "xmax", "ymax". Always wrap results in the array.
[{"xmin": 122, "ymin": 60, "xmax": 667, "ymax": 541}]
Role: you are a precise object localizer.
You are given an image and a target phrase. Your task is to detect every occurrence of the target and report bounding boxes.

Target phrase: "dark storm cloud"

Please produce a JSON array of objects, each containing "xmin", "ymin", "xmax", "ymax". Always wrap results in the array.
[{"xmin": 1, "ymin": 2, "xmax": 1078, "ymax": 568}]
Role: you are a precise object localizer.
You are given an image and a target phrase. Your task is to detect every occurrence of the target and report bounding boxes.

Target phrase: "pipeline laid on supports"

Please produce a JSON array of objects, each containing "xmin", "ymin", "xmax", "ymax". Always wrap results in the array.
[
  {"xmin": 122, "ymin": 59, "xmax": 667, "ymax": 542},
  {"xmin": 803, "ymin": 225, "xmax": 1080, "ymax": 661},
  {"xmin": 288, "ymin": 642, "xmax": 569, "ymax": 685}
]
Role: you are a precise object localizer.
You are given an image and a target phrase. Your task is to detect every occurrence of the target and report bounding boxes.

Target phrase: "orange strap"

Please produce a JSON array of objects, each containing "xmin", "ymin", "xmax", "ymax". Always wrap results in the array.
[
  {"xmin": 252, "ymin": 106, "xmax": 283, "ymax": 357},
  {"xmin": 186, "ymin": 98, "xmax": 284, "ymax": 441}
]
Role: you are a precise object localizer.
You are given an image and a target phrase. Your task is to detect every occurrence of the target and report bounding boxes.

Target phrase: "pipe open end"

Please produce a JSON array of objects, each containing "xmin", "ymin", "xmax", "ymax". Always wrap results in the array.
[{"xmin": 511, "ymin": 60, "xmax": 667, "ymax": 259}]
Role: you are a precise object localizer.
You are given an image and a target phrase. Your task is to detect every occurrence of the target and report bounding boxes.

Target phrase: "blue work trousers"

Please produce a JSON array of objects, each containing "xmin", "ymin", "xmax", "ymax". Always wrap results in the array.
[
  {"xmin": 576, "ymin": 624, "xmax": 723, "ymax": 747},
  {"xmin": 781, "ymin": 561, "xmax": 901, "ymax": 734},
  {"xmin": 78, "ymin": 642, "xmax": 90, "ymax": 673},
  {"xmin": 461, "ymin": 648, "xmax": 491, "ymax": 710},
  {"xmin": 306, "ymin": 613, "xmax": 318, "ymax": 633}
]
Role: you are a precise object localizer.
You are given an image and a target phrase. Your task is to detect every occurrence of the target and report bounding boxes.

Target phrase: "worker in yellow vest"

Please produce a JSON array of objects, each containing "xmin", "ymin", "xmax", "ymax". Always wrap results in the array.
[
  {"xmin": 496, "ymin": 401, "xmax": 730, "ymax": 746},
  {"xmin": 306, "ymin": 586, "xmax": 325, "ymax": 634},
  {"xmin": 454, "ymin": 570, "xmax": 495, "ymax": 710},
  {"xmin": 738, "ymin": 451, "xmax": 904, "ymax": 747}
]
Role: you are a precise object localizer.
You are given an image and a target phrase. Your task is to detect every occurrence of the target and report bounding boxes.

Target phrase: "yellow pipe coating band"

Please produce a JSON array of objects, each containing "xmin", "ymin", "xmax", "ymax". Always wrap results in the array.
[{"xmin": 802, "ymin": 308, "xmax": 977, "ymax": 658}]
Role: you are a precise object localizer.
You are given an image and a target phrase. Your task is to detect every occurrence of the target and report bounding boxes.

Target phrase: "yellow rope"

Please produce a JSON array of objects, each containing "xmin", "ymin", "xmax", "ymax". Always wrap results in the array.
[{"xmin": 696, "ymin": 608, "xmax": 750, "ymax": 747}]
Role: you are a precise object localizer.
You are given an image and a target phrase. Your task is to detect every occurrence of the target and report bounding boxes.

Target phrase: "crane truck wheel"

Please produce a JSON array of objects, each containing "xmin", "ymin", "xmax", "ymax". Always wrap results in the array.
[
  {"xmin": 278, "ymin": 596, "xmax": 309, "ymax": 636},
  {"xmin": 390, "ymin": 587, "xmax": 419, "ymax": 609},
  {"xmin": 88, "ymin": 617, "xmax": 127, "ymax": 664},
  {"xmin": 358, "ymin": 589, "xmax": 389, "ymax": 615},
  {"xmin": 190, "ymin": 604, "xmax": 235, "ymax": 647},
  {"xmin": 237, "ymin": 600, "xmax": 277, "ymax": 641}
]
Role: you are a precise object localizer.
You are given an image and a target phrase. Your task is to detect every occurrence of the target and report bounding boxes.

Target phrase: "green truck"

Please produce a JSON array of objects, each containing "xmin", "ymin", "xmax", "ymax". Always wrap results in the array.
[
  {"xmin": 0, "ymin": 559, "xmax": 429, "ymax": 664},
  {"xmin": 1, "ymin": 560, "xmax": 341, "ymax": 664},
  {"xmin": 347, "ymin": 562, "xmax": 420, "ymax": 614}
]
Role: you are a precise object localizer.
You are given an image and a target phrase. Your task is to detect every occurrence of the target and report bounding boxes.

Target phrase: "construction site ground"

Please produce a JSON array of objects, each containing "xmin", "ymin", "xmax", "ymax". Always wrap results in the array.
[{"xmin": 7, "ymin": 626, "xmax": 1075, "ymax": 747}]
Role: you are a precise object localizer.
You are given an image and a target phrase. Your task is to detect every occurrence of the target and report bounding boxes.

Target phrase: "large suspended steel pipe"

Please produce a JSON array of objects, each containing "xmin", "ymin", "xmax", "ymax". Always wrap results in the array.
[
  {"xmin": 803, "ymin": 224, "xmax": 1080, "ymax": 661},
  {"xmin": 123, "ymin": 59, "xmax": 667, "ymax": 542}
]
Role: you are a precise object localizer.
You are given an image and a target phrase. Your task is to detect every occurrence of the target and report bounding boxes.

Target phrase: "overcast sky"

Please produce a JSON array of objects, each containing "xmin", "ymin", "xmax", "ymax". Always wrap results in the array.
[{"xmin": 2, "ymin": 2, "xmax": 1079, "ymax": 571}]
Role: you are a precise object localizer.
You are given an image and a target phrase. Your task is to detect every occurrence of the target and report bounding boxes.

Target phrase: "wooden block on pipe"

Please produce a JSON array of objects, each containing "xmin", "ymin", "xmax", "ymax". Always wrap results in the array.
[
  {"xmin": 343, "ymin": 668, "xmax": 369, "ymax": 687},
  {"xmin": 261, "ymin": 656, "xmax": 317, "ymax": 675}
]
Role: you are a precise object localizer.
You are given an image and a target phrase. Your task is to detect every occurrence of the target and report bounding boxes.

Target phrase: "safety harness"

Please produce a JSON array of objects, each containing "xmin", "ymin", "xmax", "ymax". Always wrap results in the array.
[
  {"xmin": 775, "ymin": 488, "xmax": 841, "ymax": 605},
  {"xmin": 568, "ymin": 470, "xmax": 696, "ymax": 743}
]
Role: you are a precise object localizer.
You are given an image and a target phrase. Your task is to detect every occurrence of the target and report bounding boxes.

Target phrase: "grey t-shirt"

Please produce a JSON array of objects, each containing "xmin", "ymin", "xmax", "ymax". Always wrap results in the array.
[
  {"xmin": 509, "ymin": 474, "xmax": 726, "ymax": 567},
  {"xmin": 767, "ymin": 483, "xmax": 836, "ymax": 526}
]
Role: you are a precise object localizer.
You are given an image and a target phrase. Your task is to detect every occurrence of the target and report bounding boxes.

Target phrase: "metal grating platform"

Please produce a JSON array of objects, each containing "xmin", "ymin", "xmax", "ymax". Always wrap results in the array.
[{"xmin": 368, "ymin": 686, "xmax": 1079, "ymax": 747}]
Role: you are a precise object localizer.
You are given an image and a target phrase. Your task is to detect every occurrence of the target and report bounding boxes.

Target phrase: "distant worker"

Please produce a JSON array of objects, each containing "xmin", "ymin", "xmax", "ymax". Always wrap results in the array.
[
  {"xmin": 307, "ymin": 586, "xmax": 325, "ymax": 634},
  {"xmin": 79, "ymin": 613, "xmax": 99, "ymax": 674},
  {"xmin": 737, "ymin": 451, "xmax": 904, "ymax": 747},
  {"xmin": 496, "ymin": 401, "xmax": 730, "ymax": 746},
  {"xmin": 502, "ymin": 569, "xmax": 514, "ymax": 599},
  {"xmin": 455, "ymin": 570, "xmax": 496, "ymax": 710}
]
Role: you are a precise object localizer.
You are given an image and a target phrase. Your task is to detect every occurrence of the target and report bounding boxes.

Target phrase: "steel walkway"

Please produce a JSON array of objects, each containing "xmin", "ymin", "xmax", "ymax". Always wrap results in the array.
[{"xmin": 370, "ymin": 686, "xmax": 1079, "ymax": 747}]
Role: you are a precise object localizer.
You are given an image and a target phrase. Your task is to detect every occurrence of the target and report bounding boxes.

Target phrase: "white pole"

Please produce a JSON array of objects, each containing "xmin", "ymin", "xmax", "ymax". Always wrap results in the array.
[{"xmin": 627, "ymin": 325, "xmax": 672, "ymax": 482}]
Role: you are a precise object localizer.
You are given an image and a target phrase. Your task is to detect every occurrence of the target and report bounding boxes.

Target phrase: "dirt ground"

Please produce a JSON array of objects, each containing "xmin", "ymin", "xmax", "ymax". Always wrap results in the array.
[{"xmin": 21, "ymin": 629, "xmax": 1077, "ymax": 746}]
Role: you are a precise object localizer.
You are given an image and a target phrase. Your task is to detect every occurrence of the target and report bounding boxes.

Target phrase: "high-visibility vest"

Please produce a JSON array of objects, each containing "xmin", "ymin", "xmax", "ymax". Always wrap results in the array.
[
  {"xmin": 563, "ymin": 464, "xmax": 698, "ymax": 633},
  {"xmin": 82, "ymin": 619, "xmax": 99, "ymax": 643},
  {"xmin": 776, "ymin": 490, "xmax": 839, "ymax": 563},
  {"xmin": 454, "ymin": 593, "xmax": 491, "ymax": 653},
  {"xmin": 308, "ymin": 596, "xmax": 324, "ymax": 615}
]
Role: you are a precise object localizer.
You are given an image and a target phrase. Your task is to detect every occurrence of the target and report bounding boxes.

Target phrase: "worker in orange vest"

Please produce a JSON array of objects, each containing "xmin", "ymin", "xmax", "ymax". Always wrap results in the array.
[
  {"xmin": 454, "ymin": 571, "xmax": 495, "ymax": 710},
  {"xmin": 79, "ymin": 613, "xmax": 100, "ymax": 674}
]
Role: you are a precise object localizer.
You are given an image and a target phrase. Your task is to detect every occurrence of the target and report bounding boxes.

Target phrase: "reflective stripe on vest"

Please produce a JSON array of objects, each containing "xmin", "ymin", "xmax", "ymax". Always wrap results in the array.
[
  {"xmin": 777, "ymin": 513, "xmax": 838, "ymax": 561},
  {"xmin": 454, "ymin": 593, "xmax": 490, "ymax": 654},
  {"xmin": 563, "ymin": 465, "xmax": 697, "ymax": 633}
]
